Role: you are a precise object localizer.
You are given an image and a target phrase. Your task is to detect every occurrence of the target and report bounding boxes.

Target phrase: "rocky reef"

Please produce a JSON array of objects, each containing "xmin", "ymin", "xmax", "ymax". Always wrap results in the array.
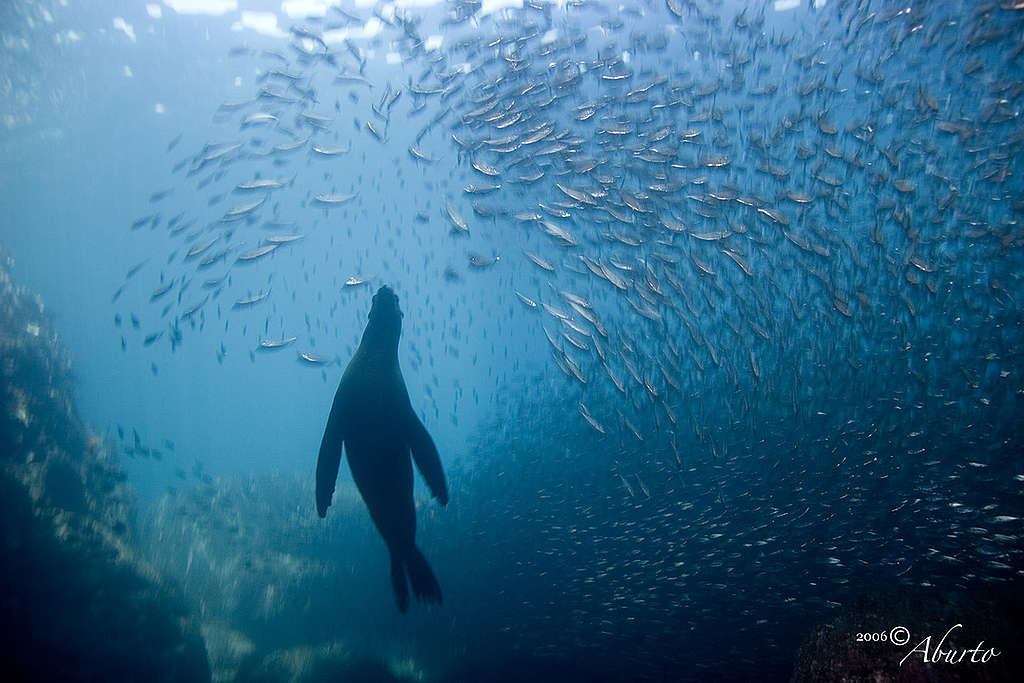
[
  {"xmin": 0, "ymin": 249, "xmax": 210, "ymax": 682},
  {"xmin": 138, "ymin": 471, "xmax": 437, "ymax": 683}
]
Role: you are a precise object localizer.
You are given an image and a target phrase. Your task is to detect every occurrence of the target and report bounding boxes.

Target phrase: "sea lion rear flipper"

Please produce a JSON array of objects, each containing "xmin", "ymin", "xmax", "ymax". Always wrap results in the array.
[
  {"xmin": 407, "ymin": 413, "xmax": 448, "ymax": 506},
  {"xmin": 389, "ymin": 547, "xmax": 410, "ymax": 613},
  {"xmin": 405, "ymin": 545, "xmax": 442, "ymax": 604},
  {"xmin": 316, "ymin": 387, "xmax": 346, "ymax": 517}
]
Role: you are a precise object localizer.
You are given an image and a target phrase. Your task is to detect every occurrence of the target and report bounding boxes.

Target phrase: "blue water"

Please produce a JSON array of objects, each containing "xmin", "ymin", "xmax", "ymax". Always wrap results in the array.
[{"xmin": 2, "ymin": 0, "xmax": 1022, "ymax": 681}]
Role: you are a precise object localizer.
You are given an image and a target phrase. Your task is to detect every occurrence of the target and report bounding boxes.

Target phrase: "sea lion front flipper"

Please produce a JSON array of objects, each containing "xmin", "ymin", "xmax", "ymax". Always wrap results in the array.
[
  {"xmin": 316, "ymin": 386, "xmax": 347, "ymax": 518},
  {"xmin": 406, "ymin": 413, "xmax": 448, "ymax": 506}
]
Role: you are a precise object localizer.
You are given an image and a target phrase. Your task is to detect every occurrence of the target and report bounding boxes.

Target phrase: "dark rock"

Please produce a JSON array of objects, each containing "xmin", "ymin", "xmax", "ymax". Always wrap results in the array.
[
  {"xmin": 0, "ymin": 248, "xmax": 210, "ymax": 682},
  {"xmin": 234, "ymin": 642, "xmax": 408, "ymax": 683},
  {"xmin": 139, "ymin": 472, "xmax": 379, "ymax": 681},
  {"xmin": 792, "ymin": 585, "xmax": 1023, "ymax": 682}
]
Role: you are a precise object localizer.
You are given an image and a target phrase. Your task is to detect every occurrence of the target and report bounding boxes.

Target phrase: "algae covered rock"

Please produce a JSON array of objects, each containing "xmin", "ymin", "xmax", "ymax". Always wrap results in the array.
[{"xmin": 0, "ymin": 248, "xmax": 210, "ymax": 682}]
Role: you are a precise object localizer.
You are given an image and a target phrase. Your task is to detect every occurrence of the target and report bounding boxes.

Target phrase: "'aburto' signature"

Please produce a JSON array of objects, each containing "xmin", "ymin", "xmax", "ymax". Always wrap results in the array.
[{"xmin": 900, "ymin": 624, "xmax": 1001, "ymax": 666}]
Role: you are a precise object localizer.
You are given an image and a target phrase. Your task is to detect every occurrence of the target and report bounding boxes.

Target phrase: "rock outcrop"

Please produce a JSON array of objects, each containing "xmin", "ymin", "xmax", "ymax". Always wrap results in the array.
[
  {"xmin": 0, "ymin": 249, "xmax": 210, "ymax": 682},
  {"xmin": 792, "ymin": 585, "xmax": 1023, "ymax": 682}
]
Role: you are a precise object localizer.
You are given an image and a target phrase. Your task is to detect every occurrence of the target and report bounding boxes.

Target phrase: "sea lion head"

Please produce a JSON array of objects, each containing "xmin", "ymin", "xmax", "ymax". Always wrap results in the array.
[{"xmin": 366, "ymin": 285, "xmax": 403, "ymax": 342}]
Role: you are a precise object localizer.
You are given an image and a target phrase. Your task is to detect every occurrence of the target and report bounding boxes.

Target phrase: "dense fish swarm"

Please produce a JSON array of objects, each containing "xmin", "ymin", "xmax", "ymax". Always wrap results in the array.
[{"xmin": 115, "ymin": 0, "xmax": 1023, "ymax": 454}]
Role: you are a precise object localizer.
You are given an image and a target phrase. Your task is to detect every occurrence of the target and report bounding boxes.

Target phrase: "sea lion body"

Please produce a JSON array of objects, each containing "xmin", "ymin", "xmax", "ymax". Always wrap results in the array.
[{"xmin": 316, "ymin": 286, "xmax": 447, "ymax": 612}]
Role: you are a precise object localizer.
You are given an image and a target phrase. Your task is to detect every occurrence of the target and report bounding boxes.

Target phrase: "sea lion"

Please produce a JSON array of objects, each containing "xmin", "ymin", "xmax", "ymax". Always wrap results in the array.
[{"xmin": 316, "ymin": 285, "xmax": 448, "ymax": 612}]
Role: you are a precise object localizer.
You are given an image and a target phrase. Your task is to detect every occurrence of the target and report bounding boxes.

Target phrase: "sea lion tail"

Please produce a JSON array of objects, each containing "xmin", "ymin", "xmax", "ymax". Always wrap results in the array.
[
  {"xmin": 389, "ymin": 548, "xmax": 410, "ymax": 613},
  {"xmin": 405, "ymin": 545, "xmax": 443, "ymax": 605}
]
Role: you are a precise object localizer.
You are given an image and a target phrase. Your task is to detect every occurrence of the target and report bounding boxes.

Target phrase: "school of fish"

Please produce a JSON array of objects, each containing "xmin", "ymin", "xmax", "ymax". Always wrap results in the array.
[{"xmin": 114, "ymin": 1, "xmax": 1024, "ymax": 680}]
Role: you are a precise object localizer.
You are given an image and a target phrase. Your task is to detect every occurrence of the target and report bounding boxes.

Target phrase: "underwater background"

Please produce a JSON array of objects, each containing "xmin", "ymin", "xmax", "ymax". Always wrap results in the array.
[{"xmin": 1, "ymin": 0, "xmax": 1023, "ymax": 681}]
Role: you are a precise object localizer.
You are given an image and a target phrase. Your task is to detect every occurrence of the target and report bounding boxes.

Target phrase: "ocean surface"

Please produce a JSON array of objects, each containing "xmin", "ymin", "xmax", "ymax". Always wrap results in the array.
[{"xmin": 1, "ymin": 0, "xmax": 1022, "ymax": 681}]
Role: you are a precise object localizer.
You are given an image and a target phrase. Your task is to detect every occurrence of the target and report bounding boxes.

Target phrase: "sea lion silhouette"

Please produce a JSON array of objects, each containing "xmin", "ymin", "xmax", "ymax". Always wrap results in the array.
[{"xmin": 316, "ymin": 285, "xmax": 448, "ymax": 612}]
